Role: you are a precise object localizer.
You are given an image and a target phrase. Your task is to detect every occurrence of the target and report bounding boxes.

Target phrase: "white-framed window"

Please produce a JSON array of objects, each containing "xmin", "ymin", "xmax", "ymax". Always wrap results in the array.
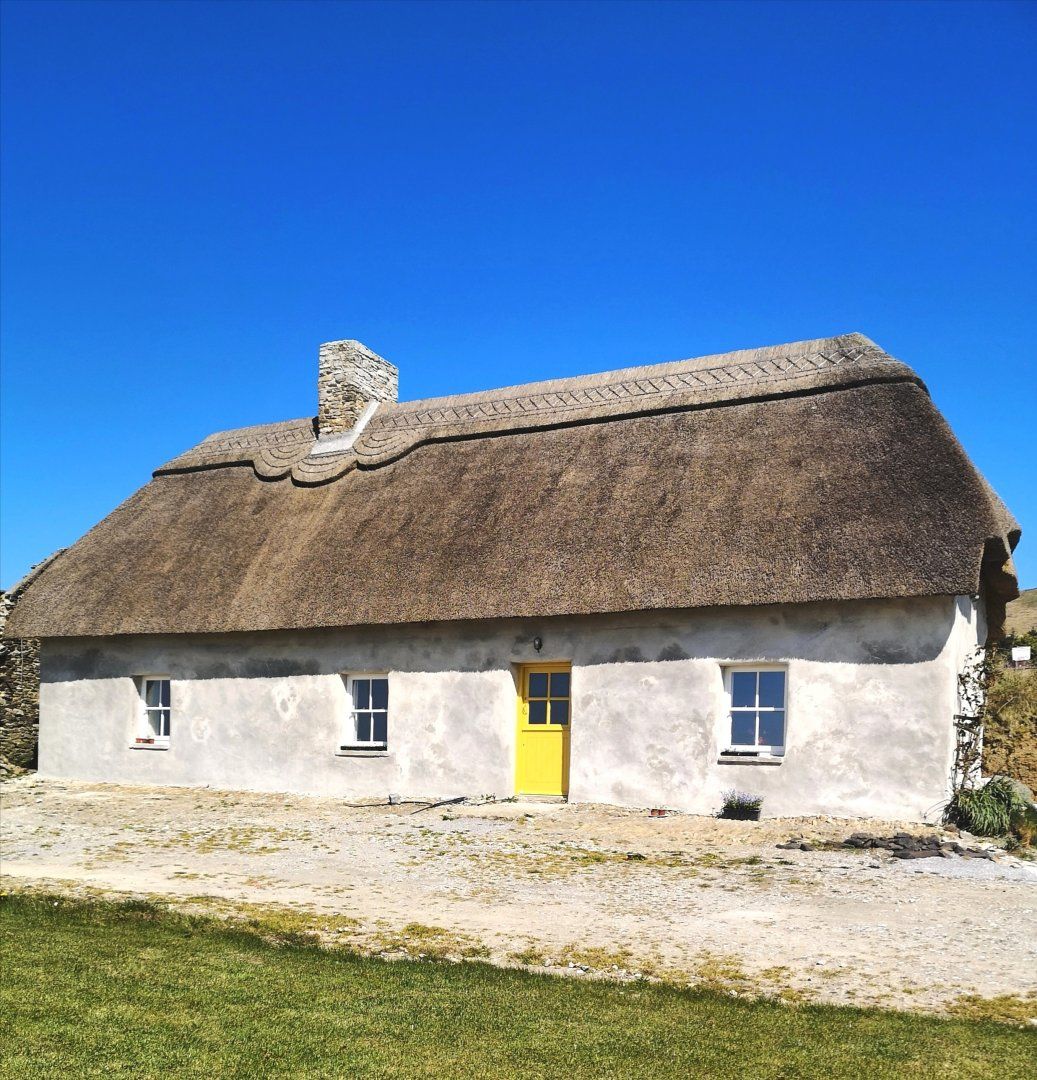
[
  {"xmin": 723, "ymin": 666, "xmax": 786, "ymax": 755},
  {"xmin": 341, "ymin": 675, "xmax": 389, "ymax": 751},
  {"xmin": 134, "ymin": 677, "xmax": 171, "ymax": 749}
]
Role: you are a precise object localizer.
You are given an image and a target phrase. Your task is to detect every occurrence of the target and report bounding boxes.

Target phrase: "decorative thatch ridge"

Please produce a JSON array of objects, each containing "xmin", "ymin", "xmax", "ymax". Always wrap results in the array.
[
  {"xmin": 156, "ymin": 334, "xmax": 910, "ymax": 486},
  {"xmin": 5, "ymin": 333, "xmax": 1020, "ymax": 638}
]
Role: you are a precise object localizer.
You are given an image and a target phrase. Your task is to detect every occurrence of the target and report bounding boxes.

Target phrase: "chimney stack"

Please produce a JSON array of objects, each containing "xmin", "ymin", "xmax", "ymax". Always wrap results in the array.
[{"xmin": 317, "ymin": 340, "xmax": 398, "ymax": 436}]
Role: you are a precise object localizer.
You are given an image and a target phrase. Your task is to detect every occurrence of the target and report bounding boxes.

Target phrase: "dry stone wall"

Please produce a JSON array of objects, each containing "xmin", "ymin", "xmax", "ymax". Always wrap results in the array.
[
  {"xmin": 983, "ymin": 667, "xmax": 1037, "ymax": 792},
  {"xmin": 0, "ymin": 587, "xmax": 40, "ymax": 773}
]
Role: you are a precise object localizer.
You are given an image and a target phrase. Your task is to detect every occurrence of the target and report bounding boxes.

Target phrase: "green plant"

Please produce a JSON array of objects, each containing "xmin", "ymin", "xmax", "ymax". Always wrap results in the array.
[
  {"xmin": 947, "ymin": 647, "xmax": 1036, "ymax": 847},
  {"xmin": 1011, "ymin": 802, "xmax": 1037, "ymax": 848},
  {"xmin": 719, "ymin": 790, "xmax": 763, "ymax": 820},
  {"xmin": 945, "ymin": 776, "xmax": 1027, "ymax": 837}
]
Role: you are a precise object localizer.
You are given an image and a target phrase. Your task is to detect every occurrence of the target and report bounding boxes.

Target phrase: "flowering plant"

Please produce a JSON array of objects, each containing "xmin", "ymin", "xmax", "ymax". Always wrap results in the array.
[{"xmin": 719, "ymin": 790, "xmax": 763, "ymax": 820}]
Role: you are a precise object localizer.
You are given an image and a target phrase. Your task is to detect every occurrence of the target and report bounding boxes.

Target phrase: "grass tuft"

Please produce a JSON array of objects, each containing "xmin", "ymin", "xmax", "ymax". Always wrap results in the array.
[
  {"xmin": 949, "ymin": 993, "xmax": 1037, "ymax": 1026},
  {"xmin": 946, "ymin": 777, "xmax": 1028, "ymax": 837}
]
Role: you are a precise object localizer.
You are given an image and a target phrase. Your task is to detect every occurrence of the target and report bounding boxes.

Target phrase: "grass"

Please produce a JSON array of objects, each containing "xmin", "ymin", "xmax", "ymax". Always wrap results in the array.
[
  {"xmin": 950, "ymin": 993, "xmax": 1037, "ymax": 1025},
  {"xmin": 2, "ymin": 894, "xmax": 1035, "ymax": 1079},
  {"xmin": 946, "ymin": 776, "xmax": 1029, "ymax": 837},
  {"xmin": 403, "ymin": 830, "xmax": 787, "ymax": 883},
  {"xmin": 369, "ymin": 921, "xmax": 491, "ymax": 960},
  {"xmin": 1005, "ymin": 587, "xmax": 1037, "ymax": 635}
]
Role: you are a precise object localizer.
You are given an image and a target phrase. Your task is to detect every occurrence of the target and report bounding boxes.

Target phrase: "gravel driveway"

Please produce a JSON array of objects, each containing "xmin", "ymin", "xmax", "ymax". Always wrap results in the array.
[{"xmin": 2, "ymin": 775, "xmax": 1035, "ymax": 1016}]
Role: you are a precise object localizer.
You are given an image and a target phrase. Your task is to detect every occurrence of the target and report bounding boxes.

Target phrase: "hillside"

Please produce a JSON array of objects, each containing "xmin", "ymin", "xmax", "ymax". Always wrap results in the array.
[
  {"xmin": 986, "ymin": 588, "xmax": 1037, "ymax": 791},
  {"xmin": 1005, "ymin": 587, "xmax": 1037, "ymax": 635}
]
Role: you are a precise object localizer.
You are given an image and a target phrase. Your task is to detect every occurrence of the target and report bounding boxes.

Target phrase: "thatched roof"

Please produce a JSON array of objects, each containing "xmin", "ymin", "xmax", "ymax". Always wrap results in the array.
[{"xmin": 6, "ymin": 333, "xmax": 1020, "ymax": 639}]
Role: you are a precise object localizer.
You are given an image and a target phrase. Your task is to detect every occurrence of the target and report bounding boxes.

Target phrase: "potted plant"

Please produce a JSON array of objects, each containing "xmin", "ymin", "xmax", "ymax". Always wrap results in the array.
[{"xmin": 719, "ymin": 790, "xmax": 763, "ymax": 821}]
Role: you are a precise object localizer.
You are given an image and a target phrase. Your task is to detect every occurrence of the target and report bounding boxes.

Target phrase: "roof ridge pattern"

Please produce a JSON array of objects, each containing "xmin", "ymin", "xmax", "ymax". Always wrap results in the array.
[
  {"xmin": 156, "ymin": 336, "xmax": 914, "ymax": 485},
  {"xmin": 373, "ymin": 345, "xmax": 857, "ymax": 433}
]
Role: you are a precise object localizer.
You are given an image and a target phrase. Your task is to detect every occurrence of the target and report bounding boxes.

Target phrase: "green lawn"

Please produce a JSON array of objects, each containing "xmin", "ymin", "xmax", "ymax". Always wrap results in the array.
[{"xmin": 1, "ymin": 894, "xmax": 1034, "ymax": 1079}]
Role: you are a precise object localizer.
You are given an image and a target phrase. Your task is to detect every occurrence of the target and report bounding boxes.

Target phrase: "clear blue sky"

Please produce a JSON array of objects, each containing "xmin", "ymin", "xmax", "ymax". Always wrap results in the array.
[{"xmin": 1, "ymin": 0, "xmax": 1034, "ymax": 590}]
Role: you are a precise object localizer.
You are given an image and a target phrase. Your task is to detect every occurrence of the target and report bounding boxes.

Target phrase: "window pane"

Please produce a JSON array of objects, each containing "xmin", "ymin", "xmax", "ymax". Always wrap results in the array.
[
  {"xmin": 730, "ymin": 671, "xmax": 756, "ymax": 708},
  {"xmin": 160, "ymin": 680, "xmax": 170, "ymax": 708},
  {"xmin": 730, "ymin": 711, "xmax": 756, "ymax": 746},
  {"xmin": 145, "ymin": 680, "xmax": 162, "ymax": 707},
  {"xmin": 550, "ymin": 700, "xmax": 569, "ymax": 726},
  {"xmin": 371, "ymin": 678, "xmax": 388, "ymax": 710},
  {"xmin": 372, "ymin": 712, "xmax": 387, "ymax": 744},
  {"xmin": 528, "ymin": 700, "xmax": 547, "ymax": 724},
  {"xmin": 549, "ymin": 672, "xmax": 570, "ymax": 699},
  {"xmin": 159, "ymin": 709, "xmax": 171, "ymax": 737},
  {"xmin": 356, "ymin": 712, "xmax": 371, "ymax": 742},
  {"xmin": 758, "ymin": 710, "xmax": 785, "ymax": 747},
  {"xmin": 758, "ymin": 671, "xmax": 785, "ymax": 710},
  {"xmin": 528, "ymin": 673, "xmax": 548, "ymax": 698},
  {"xmin": 353, "ymin": 680, "xmax": 370, "ymax": 709}
]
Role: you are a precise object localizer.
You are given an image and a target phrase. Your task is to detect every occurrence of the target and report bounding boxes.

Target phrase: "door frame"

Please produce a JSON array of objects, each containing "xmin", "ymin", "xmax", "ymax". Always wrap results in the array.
[{"xmin": 514, "ymin": 661, "xmax": 572, "ymax": 798}]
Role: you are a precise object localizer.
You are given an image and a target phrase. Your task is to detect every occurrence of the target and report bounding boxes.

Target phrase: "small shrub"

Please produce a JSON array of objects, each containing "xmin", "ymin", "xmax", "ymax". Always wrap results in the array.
[
  {"xmin": 719, "ymin": 790, "xmax": 763, "ymax": 820},
  {"xmin": 945, "ymin": 776, "xmax": 1027, "ymax": 837},
  {"xmin": 1011, "ymin": 802, "xmax": 1037, "ymax": 848}
]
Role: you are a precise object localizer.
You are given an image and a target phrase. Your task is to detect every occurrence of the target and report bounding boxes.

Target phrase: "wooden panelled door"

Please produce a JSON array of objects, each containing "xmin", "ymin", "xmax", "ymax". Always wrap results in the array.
[{"xmin": 515, "ymin": 663, "xmax": 571, "ymax": 797}]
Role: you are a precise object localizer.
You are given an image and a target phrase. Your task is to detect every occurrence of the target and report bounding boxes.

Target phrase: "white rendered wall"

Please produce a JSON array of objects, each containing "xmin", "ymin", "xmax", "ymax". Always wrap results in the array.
[{"xmin": 37, "ymin": 595, "xmax": 982, "ymax": 819}]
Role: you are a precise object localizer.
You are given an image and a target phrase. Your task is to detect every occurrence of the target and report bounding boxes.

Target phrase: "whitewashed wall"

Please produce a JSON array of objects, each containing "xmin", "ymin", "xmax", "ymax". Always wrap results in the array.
[{"xmin": 37, "ymin": 595, "xmax": 982, "ymax": 820}]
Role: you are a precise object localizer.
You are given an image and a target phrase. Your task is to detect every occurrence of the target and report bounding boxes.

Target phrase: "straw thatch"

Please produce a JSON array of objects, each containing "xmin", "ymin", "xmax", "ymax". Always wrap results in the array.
[{"xmin": 6, "ymin": 334, "xmax": 1019, "ymax": 638}]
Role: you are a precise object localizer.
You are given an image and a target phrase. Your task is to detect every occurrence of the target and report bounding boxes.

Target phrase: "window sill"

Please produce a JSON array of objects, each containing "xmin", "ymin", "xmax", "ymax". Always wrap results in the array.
[
  {"xmin": 130, "ymin": 741, "xmax": 170, "ymax": 751},
  {"xmin": 335, "ymin": 748, "xmax": 389, "ymax": 758},
  {"xmin": 718, "ymin": 753, "xmax": 784, "ymax": 766}
]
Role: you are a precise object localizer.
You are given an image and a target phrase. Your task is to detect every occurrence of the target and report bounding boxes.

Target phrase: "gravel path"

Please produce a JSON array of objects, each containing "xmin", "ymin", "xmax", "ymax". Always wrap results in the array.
[
  {"xmin": 893, "ymin": 857, "xmax": 1037, "ymax": 883},
  {"xmin": 2, "ymin": 775, "xmax": 1035, "ymax": 1016}
]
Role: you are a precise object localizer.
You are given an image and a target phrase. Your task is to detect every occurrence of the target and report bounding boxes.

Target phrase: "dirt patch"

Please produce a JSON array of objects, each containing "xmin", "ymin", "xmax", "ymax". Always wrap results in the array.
[{"xmin": 2, "ymin": 776, "xmax": 1035, "ymax": 1016}]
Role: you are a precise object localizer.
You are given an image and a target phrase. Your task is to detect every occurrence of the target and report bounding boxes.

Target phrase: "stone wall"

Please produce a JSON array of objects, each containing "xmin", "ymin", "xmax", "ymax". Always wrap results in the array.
[
  {"xmin": 0, "ymin": 588, "xmax": 40, "ymax": 773},
  {"xmin": 317, "ymin": 339, "xmax": 398, "ymax": 435},
  {"xmin": 983, "ymin": 666, "xmax": 1037, "ymax": 792}
]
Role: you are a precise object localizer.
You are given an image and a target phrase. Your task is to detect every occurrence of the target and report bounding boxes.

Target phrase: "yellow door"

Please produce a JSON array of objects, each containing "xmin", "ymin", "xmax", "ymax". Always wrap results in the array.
[{"xmin": 516, "ymin": 663, "xmax": 571, "ymax": 797}]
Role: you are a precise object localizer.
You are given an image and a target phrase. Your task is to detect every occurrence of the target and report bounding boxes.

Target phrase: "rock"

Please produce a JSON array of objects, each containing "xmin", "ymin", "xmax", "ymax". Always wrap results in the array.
[{"xmin": 1002, "ymin": 778, "xmax": 1034, "ymax": 805}]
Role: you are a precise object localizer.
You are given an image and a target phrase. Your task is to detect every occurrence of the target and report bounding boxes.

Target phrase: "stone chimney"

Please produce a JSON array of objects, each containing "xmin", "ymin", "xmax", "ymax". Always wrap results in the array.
[{"xmin": 317, "ymin": 339, "xmax": 398, "ymax": 436}]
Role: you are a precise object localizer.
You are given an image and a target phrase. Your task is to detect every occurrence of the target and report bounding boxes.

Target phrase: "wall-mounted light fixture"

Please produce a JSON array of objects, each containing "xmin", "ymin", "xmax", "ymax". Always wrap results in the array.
[{"xmin": 532, "ymin": 636, "xmax": 543, "ymax": 653}]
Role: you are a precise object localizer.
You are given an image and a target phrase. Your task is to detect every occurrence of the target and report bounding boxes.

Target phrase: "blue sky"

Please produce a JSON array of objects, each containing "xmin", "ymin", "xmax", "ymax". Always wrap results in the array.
[{"xmin": 1, "ymin": 0, "xmax": 1034, "ymax": 590}]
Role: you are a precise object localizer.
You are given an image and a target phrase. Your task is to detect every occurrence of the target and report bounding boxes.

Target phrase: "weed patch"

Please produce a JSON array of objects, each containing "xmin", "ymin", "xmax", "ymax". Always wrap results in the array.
[{"xmin": 949, "ymin": 993, "xmax": 1037, "ymax": 1026}]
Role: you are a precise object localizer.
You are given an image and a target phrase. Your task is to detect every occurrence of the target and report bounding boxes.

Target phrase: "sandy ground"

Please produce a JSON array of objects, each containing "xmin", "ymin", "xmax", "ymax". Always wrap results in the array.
[{"xmin": 2, "ymin": 775, "xmax": 1035, "ymax": 1015}]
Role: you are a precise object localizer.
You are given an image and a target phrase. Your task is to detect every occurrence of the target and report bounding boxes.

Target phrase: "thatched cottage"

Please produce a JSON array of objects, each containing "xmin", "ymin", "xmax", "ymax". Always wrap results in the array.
[{"xmin": 5, "ymin": 334, "xmax": 1020, "ymax": 818}]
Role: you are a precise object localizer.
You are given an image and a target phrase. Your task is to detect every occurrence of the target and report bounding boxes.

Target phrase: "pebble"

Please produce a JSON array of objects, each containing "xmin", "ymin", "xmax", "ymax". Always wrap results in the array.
[{"xmin": 5, "ymin": 777, "xmax": 1035, "ymax": 1014}]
